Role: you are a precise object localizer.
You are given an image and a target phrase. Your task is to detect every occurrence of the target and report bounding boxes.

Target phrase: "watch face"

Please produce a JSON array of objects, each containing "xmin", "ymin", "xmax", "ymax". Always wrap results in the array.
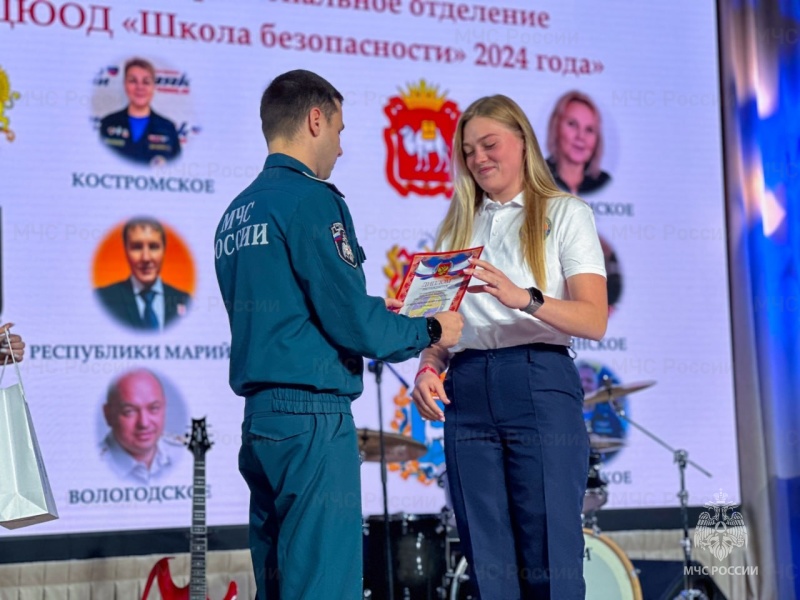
[
  {"xmin": 427, "ymin": 317, "xmax": 442, "ymax": 342},
  {"xmin": 522, "ymin": 288, "xmax": 544, "ymax": 315}
]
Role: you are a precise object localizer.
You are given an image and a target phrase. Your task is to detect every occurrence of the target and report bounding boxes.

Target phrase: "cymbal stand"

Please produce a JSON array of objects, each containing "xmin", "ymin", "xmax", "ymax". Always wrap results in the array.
[
  {"xmin": 581, "ymin": 450, "xmax": 604, "ymax": 534},
  {"xmin": 602, "ymin": 378, "xmax": 712, "ymax": 600},
  {"xmin": 366, "ymin": 360, "xmax": 394, "ymax": 600}
]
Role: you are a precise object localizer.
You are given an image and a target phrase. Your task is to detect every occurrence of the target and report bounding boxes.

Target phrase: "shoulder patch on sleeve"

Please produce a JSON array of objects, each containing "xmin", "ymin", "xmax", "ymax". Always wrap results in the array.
[{"xmin": 331, "ymin": 222, "xmax": 358, "ymax": 268}]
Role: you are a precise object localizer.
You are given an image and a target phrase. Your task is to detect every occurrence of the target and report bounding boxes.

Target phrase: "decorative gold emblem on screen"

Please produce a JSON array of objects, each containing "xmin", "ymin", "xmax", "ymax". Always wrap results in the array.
[{"xmin": 0, "ymin": 66, "xmax": 21, "ymax": 142}]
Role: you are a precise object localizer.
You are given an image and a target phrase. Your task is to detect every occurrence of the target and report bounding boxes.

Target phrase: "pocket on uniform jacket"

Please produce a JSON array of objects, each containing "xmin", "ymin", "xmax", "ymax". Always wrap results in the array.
[{"xmin": 246, "ymin": 414, "xmax": 312, "ymax": 442}]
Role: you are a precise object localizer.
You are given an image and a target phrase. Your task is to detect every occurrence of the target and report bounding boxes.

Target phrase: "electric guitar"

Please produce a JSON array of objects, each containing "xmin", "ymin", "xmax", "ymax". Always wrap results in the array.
[{"xmin": 141, "ymin": 418, "xmax": 238, "ymax": 600}]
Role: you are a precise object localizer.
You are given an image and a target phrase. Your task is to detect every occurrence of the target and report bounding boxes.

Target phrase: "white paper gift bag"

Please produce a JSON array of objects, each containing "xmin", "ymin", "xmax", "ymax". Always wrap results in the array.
[{"xmin": 0, "ymin": 330, "xmax": 58, "ymax": 529}]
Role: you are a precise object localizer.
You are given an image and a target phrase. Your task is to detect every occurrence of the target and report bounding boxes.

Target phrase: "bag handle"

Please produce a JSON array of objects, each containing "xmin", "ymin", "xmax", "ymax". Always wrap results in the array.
[{"xmin": 0, "ymin": 328, "xmax": 25, "ymax": 399}]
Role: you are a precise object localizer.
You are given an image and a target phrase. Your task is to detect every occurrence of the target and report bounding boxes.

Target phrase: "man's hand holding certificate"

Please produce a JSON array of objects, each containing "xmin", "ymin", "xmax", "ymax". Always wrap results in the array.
[{"xmin": 395, "ymin": 247, "xmax": 484, "ymax": 317}]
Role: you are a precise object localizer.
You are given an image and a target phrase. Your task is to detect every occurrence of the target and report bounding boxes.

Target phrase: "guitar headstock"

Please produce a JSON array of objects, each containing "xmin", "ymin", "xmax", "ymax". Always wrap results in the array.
[{"xmin": 186, "ymin": 417, "xmax": 212, "ymax": 458}]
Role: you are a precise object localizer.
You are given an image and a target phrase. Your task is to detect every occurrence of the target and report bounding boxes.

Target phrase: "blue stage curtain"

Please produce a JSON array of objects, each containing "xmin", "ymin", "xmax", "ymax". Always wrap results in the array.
[{"xmin": 721, "ymin": 1, "xmax": 800, "ymax": 598}]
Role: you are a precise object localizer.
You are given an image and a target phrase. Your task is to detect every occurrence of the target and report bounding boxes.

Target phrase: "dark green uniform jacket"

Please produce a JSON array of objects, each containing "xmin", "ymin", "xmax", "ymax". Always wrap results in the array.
[{"xmin": 214, "ymin": 153, "xmax": 429, "ymax": 414}]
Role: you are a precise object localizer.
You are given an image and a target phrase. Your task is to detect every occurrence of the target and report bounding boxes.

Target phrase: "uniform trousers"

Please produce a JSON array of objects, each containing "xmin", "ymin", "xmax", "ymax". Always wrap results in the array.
[
  {"xmin": 443, "ymin": 343, "xmax": 589, "ymax": 600},
  {"xmin": 239, "ymin": 410, "xmax": 362, "ymax": 600}
]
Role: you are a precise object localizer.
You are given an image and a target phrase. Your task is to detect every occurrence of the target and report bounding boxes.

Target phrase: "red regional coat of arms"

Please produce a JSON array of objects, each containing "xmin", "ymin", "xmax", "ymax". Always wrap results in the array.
[{"xmin": 383, "ymin": 80, "xmax": 461, "ymax": 198}]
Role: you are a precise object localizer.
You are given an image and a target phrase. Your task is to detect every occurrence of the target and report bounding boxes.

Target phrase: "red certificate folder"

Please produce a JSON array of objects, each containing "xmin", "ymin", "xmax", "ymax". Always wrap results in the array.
[{"xmin": 395, "ymin": 246, "xmax": 484, "ymax": 317}]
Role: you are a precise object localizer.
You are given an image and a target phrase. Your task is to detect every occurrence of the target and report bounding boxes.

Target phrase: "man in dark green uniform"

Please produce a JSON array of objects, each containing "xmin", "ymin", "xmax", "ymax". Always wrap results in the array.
[{"xmin": 214, "ymin": 70, "xmax": 463, "ymax": 600}]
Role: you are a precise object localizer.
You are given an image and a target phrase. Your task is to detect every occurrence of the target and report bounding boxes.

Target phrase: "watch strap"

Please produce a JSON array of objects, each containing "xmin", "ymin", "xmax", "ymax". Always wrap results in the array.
[
  {"xmin": 426, "ymin": 317, "xmax": 442, "ymax": 346},
  {"xmin": 520, "ymin": 287, "xmax": 544, "ymax": 315}
]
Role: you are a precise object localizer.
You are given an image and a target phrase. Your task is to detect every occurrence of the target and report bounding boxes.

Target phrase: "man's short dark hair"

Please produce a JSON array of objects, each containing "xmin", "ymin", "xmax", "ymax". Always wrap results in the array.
[
  {"xmin": 122, "ymin": 217, "xmax": 166, "ymax": 248},
  {"xmin": 124, "ymin": 57, "xmax": 156, "ymax": 80},
  {"xmin": 260, "ymin": 69, "xmax": 344, "ymax": 144}
]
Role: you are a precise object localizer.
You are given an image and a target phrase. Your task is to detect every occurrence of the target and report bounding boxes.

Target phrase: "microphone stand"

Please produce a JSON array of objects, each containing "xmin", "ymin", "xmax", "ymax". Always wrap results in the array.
[
  {"xmin": 600, "ymin": 378, "xmax": 712, "ymax": 600},
  {"xmin": 380, "ymin": 361, "xmax": 411, "ymax": 391},
  {"xmin": 367, "ymin": 360, "xmax": 394, "ymax": 600}
]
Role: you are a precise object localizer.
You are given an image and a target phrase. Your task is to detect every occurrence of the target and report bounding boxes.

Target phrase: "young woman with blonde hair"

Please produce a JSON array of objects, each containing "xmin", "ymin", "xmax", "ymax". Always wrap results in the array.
[{"xmin": 412, "ymin": 95, "xmax": 608, "ymax": 600}]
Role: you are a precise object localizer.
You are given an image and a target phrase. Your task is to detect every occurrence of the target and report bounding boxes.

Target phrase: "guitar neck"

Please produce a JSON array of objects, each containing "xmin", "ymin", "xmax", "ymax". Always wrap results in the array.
[{"xmin": 189, "ymin": 454, "xmax": 207, "ymax": 600}]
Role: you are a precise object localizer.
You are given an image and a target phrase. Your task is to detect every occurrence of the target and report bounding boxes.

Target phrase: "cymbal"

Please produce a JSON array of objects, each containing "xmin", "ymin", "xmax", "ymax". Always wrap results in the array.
[
  {"xmin": 357, "ymin": 428, "xmax": 427, "ymax": 463},
  {"xmin": 589, "ymin": 433, "xmax": 625, "ymax": 452},
  {"xmin": 583, "ymin": 380, "xmax": 656, "ymax": 408}
]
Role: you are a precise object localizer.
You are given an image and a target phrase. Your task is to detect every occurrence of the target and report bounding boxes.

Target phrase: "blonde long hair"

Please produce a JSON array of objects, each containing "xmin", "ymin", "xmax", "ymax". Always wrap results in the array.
[{"xmin": 436, "ymin": 95, "xmax": 569, "ymax": 289}]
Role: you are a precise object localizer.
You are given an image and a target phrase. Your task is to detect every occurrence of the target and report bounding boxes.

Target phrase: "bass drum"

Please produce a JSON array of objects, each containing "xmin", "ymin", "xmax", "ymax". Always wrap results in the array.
[
  {"xmin": 363, "ymin": 513, "xmax": 447, "ymax": 600},
  {"xmin": 582, "ymin": 528, "xmax": 642, "ymax": 600},
  {"xmin": 449, "ymin": 529, "xmax": 642, "ymax": 600}
]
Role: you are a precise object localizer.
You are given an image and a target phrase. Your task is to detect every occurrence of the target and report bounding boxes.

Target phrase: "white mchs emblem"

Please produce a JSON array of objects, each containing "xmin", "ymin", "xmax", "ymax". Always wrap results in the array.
[{"xmin": 694, "ymin": 489, "xmax": 748, "ymax": 561}]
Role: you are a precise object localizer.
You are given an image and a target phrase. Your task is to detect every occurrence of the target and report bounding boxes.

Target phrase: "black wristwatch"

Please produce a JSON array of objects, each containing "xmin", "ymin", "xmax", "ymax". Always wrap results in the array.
[
  {"xmin": 520, "ymin": 287, "xmax": 545, "ymax": 315},
  {"xmin": 426, "ymin": 317, "xmax": 442, "ymax": 346}
]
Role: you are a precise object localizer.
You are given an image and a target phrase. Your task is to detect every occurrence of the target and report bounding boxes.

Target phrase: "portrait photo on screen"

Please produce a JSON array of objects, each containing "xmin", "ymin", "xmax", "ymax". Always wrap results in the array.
[
  {"xmin": 577, "ymin": 359, "xmax": 630, "ymax": 463},
  {"xmin": 599, "ymin": 233, "xmax": 624, "ymax": 316},
  {"xmin": 97, "ymin": 367, "xmax": 189, "ymax": 484},
  {"xmin": 91, "ymin": 56, "xmax": 200, "ymax": 167},
  {"xmin": 92, "ymin": 216, "xmax": 195, "ymax": 333},
  {"xmin": 545, "ymin": 90, "xmax": 613, "ymax": 196}
]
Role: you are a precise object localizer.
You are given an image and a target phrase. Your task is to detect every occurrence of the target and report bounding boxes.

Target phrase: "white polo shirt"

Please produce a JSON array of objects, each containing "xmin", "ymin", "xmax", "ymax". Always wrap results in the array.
[{"xmin": 451, "ymin": 192, "xmax": 606, "ymax": 352}]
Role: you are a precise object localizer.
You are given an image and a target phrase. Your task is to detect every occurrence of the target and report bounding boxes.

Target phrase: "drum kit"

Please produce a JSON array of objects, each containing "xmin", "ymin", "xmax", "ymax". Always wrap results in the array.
[
  {"xmin": 357, "ymin": 380, "xmax": 666, "ymax": 600},
  {"xmin": 581, "ymin": 381, "xmax": 660, "ymax": 530}
]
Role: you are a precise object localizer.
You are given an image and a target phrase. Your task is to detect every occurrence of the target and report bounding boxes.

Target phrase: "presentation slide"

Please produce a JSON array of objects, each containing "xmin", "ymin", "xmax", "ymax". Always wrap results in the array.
[{"xmin": 0, "ymin": 0, "xmax": 737, "ymax": 537}]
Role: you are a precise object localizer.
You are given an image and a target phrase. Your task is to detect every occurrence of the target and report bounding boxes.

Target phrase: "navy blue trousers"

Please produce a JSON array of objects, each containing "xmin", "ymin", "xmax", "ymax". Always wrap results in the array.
[{"xmin": 443, "ymin": 344, "xmax": 589, "ymax": 600}]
